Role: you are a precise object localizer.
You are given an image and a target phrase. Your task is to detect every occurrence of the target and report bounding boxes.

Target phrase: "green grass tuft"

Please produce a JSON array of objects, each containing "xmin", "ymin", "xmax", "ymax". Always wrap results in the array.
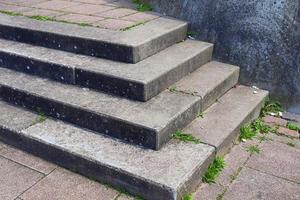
[
  {"xmin": 187, "ymin": 31, "xmax": 198, "ymax": 37},
  {"xmin": 168, "ymin": 85, "xmax": 177, "ymax": 92},
  {"xmin": 202, "ymin": 157, "xmax": 226, "ymax": 183},
  {"xmin": 247, "ymin": 145, "xmax": 261, "ymax": 154},
  {"xmin": 286, "ymin": 122, "xmax": 300, "ymax": 131},
  {"xmin": 287, "ymin": 142, "xmax": 296, "ymax": 147},
  {"xmin": 29, "ymin": 15, "xmax": 55, "ymax": 21},
  {"xmin": 252, "ymin": 118, "xmax": 270, "ymax": 134},
  {"xmin": 0, "ymin": 10, "xmax": 22, "ymax": 16},
  {"xmin": 261, "ymin": 99, "xmax": 283, "ymax": 116},
  {"xmin": 172, "ymin": 130, "xmax": 201, "ymax": 144},
  {"xmin": 197, "ymin": 111, "xmax": 204, "ymax": 118},
  {"xmin": 132, "ymin": 0, "xmax": 153, "ymax": 12},
  {"xmin": 240, "ymin": 124, "xmax": 257, "ymax": 141},
  {"xmin": 182, "ymin": 194, "xmax": 193, "ymax": 200}
]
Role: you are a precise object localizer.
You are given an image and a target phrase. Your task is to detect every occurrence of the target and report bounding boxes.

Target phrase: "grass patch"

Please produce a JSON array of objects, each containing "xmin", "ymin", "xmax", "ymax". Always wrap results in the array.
[
  {"xmin": 172, "ymin": 130, "xmax": 201, "ymax": 144},
  {"xmin": 29, "ymin": 15, "xmax": 55, "ymax": 21},
  {"xmin": 202, "ymin": 157, "xmax": 226, "ymax": 183},
  {"xmin": 261, "ymin": 99, "xmax": 283, "ymax": 116},
  {"xmin": 287, "ymin": 142, "xmax": 296, "ymax": 147},
  {"xmin": 187, "ymin": 31, "xmax": 198, "ymax": 37},
  {"xmin": 120, "ymin": 21, "xmax": 145, "ymax": 31},
  {"xmin": 182, "ymin": 194, "xmax": 193, "ymax": 200},
  {"xmin": 240, "ymin": 124, "xmax": 257, "ymax": 141},
  {"xmin": 286, "ymin": 122, "xmax": 300, "ymax": 131},
  {"xmin": 247, "ymin": 145, "xmax": 261, "ymax": 154},
  {"xmin": 132, "ymin": 0, "xmax": 153, "ymax": 12},
  {"xmin": 168, "ymin": 85, "xmax": 177, "ymax": 92},
  {"xmin": 196, "ymin": 111, "xmax": 204, "ymax": 118},
  {"xmin": 252, "ymin": 118, "xmax": 270, "ymax": 134},
  {"xmin": 0, "ymin": 10, "xmax": 22, "ymax": 16}
]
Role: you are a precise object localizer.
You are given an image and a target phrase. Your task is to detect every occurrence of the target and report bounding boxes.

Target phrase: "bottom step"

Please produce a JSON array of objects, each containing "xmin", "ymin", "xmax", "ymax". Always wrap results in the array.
[{"xmin": 0, "ymin": 86, "xmax": 267, "ymax": 200}]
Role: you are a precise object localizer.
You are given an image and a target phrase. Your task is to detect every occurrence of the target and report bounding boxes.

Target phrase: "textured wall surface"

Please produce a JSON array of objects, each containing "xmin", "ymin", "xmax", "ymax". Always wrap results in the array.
[{"xmin": 147, "ymin": 0, "xmax": 300, "ymax": 110}]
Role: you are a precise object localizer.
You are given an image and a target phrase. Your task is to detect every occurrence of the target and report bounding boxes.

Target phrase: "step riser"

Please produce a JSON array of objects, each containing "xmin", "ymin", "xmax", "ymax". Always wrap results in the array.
[
  {"xmin": 0, "ymin": 44, "xmax": 212, "ymax": 101},
  {"xmin": 0, "ymin": 128, "xmax": 177, "ymax": 200},
  {"xmin": 0, "ymin": 85, "xmax": 200, "ymax": 150},
  {"xmin": 0, "ymin": 25, "xmax": 135, "ymax": 63}
]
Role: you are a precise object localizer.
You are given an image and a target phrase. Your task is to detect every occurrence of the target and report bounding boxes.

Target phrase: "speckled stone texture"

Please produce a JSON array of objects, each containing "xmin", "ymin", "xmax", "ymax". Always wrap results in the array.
[{"xmin": 146, "ymin": 0, "xmax": 300, "ymax": 105}]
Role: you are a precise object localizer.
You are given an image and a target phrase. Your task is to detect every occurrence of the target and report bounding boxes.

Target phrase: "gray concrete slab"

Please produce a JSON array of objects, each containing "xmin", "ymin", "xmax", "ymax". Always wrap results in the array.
[
  {"xmin": 184, "ymin": 85, "xmax": 268, "ymax": 155},
  {"xmin": 0, "ymin": 38, "xmax": 213, "ymax": 101},
  {"xmin": 246, "ymin": 140, "xmax": 300, "ymax": 183},
  {"xmin": 15, "ymin": 119, "xmax": 215, "ymax": 200},
  {"xmin": 0, "ymin": 156, "xmax": 43, "ymax": 200},
  {"xmin": 224, "ymin": 167, "xmax": 300, "ymax": 200},
  {"xmin": 175, "ymin": 61, "xmax": 239, "ymax": 110},
  {"xmin": 20, "ymin": 168, "xmax": 119, "ymax": 200},
  {"xmin": 0, "ymin": 13, "xmax": 187, "ymax": 63}
]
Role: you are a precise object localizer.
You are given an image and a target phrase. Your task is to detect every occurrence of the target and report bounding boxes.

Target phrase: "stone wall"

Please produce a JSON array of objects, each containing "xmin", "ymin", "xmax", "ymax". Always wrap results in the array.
[{"xmin": 147, "ymin": 0, "xmax": 300, "ymax": 107}]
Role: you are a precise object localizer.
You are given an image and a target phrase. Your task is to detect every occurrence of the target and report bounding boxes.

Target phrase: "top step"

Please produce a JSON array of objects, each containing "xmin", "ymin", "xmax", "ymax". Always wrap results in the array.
[{"xmin": 0, "ymin": 13, "xmax": 187, "ymax": 63}]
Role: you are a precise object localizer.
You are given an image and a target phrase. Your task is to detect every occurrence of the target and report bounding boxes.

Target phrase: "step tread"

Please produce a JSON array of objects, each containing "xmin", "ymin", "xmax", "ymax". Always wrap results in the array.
[
  {"xmin": 0, "ymin": 38, "xmax": 213, "ymax": 101},
  {"xmin": 0, "ymin": 68, "xmax": 200, "ymax": 149},
  {"xmin": 0, "ymin": 100, "xmax": 215, "ymax": 200},
  {"xmin": 0, "ymin": 14, "xmax": 188, "ymax": 63},
  {"xmin": 175, "ymin": 61, "xmax": 239, "ymax": 110},
  {"xmin": 184, "ymin": 85, "xmax": 268, "ymax": 155}
]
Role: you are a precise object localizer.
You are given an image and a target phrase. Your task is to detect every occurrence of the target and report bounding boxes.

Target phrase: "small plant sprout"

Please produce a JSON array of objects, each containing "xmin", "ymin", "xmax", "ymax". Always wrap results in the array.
[
  {"xmin": 247, "ymin": 145, "xmax": 261, "ymax": 155},
  {"xmin": 240, "ymin": 124, "xmax": 257, "ymax": 141},
  {"xmin": 36, "ymin": 107, "xmax": 47, "ymax": 123},
  {"xmin": 132, "ymin": 0, "xmax": 153, "ymax": 12},
  {"xmin": 286, "ymin": 122, "xmax": 300, "ymax": 132},
  {"xmin": 252, "ymin": 118, "xmax": 270, "ymax": 134},
  {"xmin": 197, "ymin": 111, "xmax": 204, "ymax": 118},
  {"xmin": 202, "ymin": 157, "xmax": 226, "ymax": 183},
  {"xmin": 182, "ymin": 194, "xmax": 193, "ymax": 200},
  {"xmin": 261, "ymin": 99, "xmax": 283, "ymax": 117},
  {"xmin": 169, "ymin": 85, "xmax": 177, "ymax": 92},
  {"xmin": 172, "ymin": 130, "xmax": 201, "ymax": 144},
  {"xmin": 287, "ymin": 142, "xmax": 295, "ymax": 147}
]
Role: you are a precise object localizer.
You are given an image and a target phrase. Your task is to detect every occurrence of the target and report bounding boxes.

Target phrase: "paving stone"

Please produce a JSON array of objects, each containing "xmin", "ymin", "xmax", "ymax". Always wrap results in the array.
[
  {"xmin": 22, "ymin": 8, "xmax": 64, "ymax": 17},
  {"xmin": 217, "ymin": 145, "xmax": 250, "ymax": 186},
  {"xmin": 56, "ymin": 13, "xmax": 104, "ymax": 24},
  {"xmin": 246, "ymin": 140, "xmax": 300, "ymax": 183},
  {"xmin": 194, "ymin": 183, "xmax": 225, "ymax": 200},
  {"xmin": 122, "ymin": 12, "xmax": 160, "ymax": 22},
  {"xmin": 93, "ymin": 18, "xmax": 136, "ymax": 30},
  {"xmin": 20, "ymin": 168, "xmax": 119, "ymax": 200},
  {"xmin": 105, "ymin": 0, "xmax": 136, "ymax": 9},
  {"xmin": 277, "ymin": 126, "xmax": 299, "ymax": 138},
  {"xmin": 282, "ymin": 112, "xmax": 300, "ymax": 123},
  {"xmin": 224, "ymin": 167, "xmax": 300, "ymax": 200},
  {"xmin": 0, "ymin": 156, "xmax": 43, "ymax": 200},
  {"xmin": 0, "ymin": 3, "xmax": 33, "ymax": 12},
  {"xmin": 267, "ymin": 133, "xmax": 300, "ymax": 149},
  {"xmin": 0, "ymin": 143, "xmax": 56, "ymax": 174},
  {"xmin": 184, "ymin": 86, "xmax": 268, "ymax": 155},
  {"xmin": 71, "ymin": 0, "xmax": 116, "ymax": 5},
  {"xmin": 95, "ymin": 8, "xmax": 137, "ymax": 18},
  {"xmin": 33, "ymin": 0, "xmax": 81, "ymax": 10},
  {"xmin": 262, "ymin": 115, "xmax": 288, "ymax": 127},
  {"xmin": 0, "ymin": 0, "xmax": 47, "ymax": 6},
  {"xmin": 63, "ymin": 3, "xmax": 114, "ymax": 14}
]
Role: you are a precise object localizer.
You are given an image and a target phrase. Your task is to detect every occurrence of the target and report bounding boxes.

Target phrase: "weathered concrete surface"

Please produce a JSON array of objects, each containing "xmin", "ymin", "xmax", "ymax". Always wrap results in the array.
[{"xmin": 147, "ymin": 0, "xmax": 300, "ymax": 106}]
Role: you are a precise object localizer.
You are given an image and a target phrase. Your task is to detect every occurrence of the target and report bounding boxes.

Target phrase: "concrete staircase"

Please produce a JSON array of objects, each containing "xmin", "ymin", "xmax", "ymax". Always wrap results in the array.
[{"xmin": 0, "ymin": 13, "xmax": 268, "ymax": 200}]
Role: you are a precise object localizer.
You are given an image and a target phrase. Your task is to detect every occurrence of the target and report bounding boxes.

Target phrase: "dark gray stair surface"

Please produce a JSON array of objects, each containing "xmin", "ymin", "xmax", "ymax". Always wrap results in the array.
[
  {"xmin": 0, "ymin": 68, "xmax": 201, "ymax": 150},
  {"xmin": 0, "ymin": 85, "xmax": 267, "ymax": 200},
  {"xmin": 0, "ymin": 14, "xmax": 187, "ymax": 63},
  {"xmin": 0, "ymin": 38, "xmax": 213, "ymax": 101}
]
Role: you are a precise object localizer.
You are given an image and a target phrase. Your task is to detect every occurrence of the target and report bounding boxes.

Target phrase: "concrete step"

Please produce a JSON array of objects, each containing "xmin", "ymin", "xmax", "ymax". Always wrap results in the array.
[
  {"xmin": 184, "ymin": 85, "xmax": 269, "ymax": 155},
  {"xmin": 0, "ymin": 68, "xmax": 200, "ymax": 150},
  {"xmin": 0, "ymin": 39, "xmax": 213, "ymax": 101},
  {"xmin": 0, "ymin": 86, "xmax": 267, "ymax": 200},
  {"xmin": 0, "ymin": 13, "xmax": 187, "ymax": 63}
]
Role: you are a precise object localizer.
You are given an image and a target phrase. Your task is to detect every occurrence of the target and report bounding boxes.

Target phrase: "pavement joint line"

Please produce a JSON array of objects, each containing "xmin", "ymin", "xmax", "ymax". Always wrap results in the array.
[
  {"xmin": 15, "ymin": 167, "xmax": 57, "ymax": 199},
  {"xmin": 0, "ymin": 153, "xmax": 49, "ymax": 176},
  {"xmin": 245, "ymin": 165, "xmax": 300, "ymax": 185}
]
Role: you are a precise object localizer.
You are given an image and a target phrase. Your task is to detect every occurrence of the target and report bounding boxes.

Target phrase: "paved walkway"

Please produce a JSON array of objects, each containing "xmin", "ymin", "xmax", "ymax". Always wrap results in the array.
[
  {"xmin": 1, "ymin": 114, "xmax": 299, "ymax": 200},
  {"xmin": 0, "ymin": 0, "xmax": 160, "ymax": 30}
]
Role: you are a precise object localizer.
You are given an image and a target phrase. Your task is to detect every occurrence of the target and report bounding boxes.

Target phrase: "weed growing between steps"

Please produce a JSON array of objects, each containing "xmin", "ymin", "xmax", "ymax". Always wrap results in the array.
[
  {"xmin": 287, "ymin": 142, "xmax": 296, "ymax": 147},
  {"xmin": 182, "ymin": 194, "xmax": 193, "ymax": 200},
  {"xmin": 247, "ymin": 145, "xmax": 261, "ymax": 155},
  {"xmin": 120, "ymin": 22, "xmax": 145, "ymax": 31},
  {"xmin": 168, "ymin": 85, "xmax": 177, "ymax": 92},
  {"xmin": 197, "ymin": 111, "xmax": 204, "ymax": 118},
  {"xmin": 172, "ymin": 130, "xmax": 201, "ymax": 144},
  {"xmin": 202, "ymin": 157, "xmax": 226, "ymax": 183},
  {"xmin": 132, "ymin": 0, "xmax": 153, "ymax": 12},
  {"xmin": 286, "ymin": 122, "xmax": 300, "ymax": 131},
  {"xmin": 261, "ymin": 99, "xmax": 283, "ymax": 117},
  {"xmin": 0, "ymin": 10, "xmax": 22, "ymax": 16},
  {"xmin": 240, "ymin": 118, "xmax": 271, "ymax": 141}
]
